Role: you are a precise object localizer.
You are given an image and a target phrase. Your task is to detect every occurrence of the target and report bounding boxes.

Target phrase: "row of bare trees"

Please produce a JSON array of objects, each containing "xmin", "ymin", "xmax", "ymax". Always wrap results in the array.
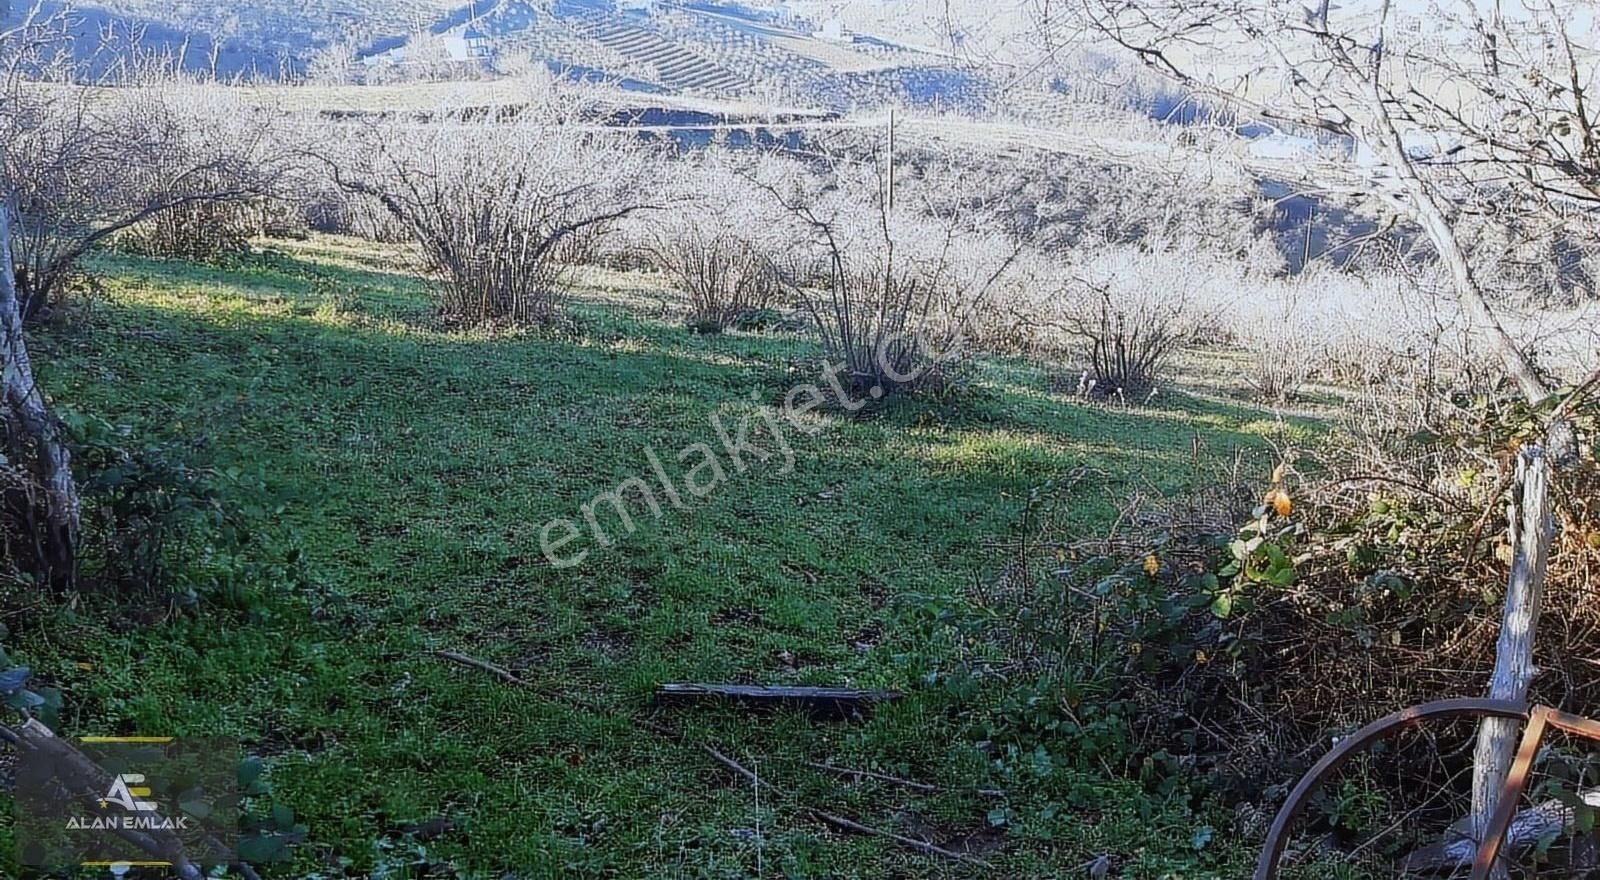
[{"xmin": 4, "ymin": 0, "xmax": 1593, "ymax": 604}]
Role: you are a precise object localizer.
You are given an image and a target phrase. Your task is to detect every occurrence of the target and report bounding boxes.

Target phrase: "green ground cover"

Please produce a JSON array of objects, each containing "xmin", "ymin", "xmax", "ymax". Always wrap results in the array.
[{"xmin": 1, "ymin": 238, "xmax": 1303, "ymax": 878}]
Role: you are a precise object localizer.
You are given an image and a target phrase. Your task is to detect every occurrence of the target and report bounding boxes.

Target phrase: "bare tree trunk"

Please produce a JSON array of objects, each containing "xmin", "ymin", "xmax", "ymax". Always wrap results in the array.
[
  {"xmin": 1357, "ymin": 87, "xmax": 1565, "ymax": 867},
  {"xmin": 0, "ymin": 195, "xmax": 78, "ymax": 587},
  {"xmin": 1360, "ymin": 83, "xmax": 1549, "ymax": 406},
  {"xmin": 1470, "ymin": 446, "xmax": 1554, "ymax": 867}
]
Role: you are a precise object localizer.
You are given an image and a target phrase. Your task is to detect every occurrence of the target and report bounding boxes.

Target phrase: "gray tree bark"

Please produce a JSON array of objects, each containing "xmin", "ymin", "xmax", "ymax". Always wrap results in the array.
[
  {"xmin": 1354, "ymin": 81, "xmax": 1566, "ymax": 868},
  {"xmin": 0, "ymin": 193, "xmax": 78, "ymax": 586},
  {"xmin": 1470, "ymin": 447, "xmax": 1555, "ymax": 866}
]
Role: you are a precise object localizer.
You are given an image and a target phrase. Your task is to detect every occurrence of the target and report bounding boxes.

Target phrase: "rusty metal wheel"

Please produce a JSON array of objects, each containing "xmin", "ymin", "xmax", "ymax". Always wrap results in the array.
[{"xmin": 1257, "ymin": 699, "xmax": 1600, "ymax": 880}]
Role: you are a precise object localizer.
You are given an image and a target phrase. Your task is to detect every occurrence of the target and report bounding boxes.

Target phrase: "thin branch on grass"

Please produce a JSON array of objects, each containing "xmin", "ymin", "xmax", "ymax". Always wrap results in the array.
[
  {"xmin": 704, "ymin": 746, "xmax": 997, "ymax": 869},
  {"xmin": 805, "ymin": 760, "xmax": 1008, "ymax": 798},
  {"xmin": 434, "ymin": 647, "xmax": 999, "ymax": 869}
]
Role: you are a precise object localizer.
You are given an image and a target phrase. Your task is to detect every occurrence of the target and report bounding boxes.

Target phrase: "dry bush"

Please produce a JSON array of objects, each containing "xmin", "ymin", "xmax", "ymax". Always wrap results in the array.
[
  {"xmin": 650, "ymin": 218, "xmax": 788, "ymax": 333},
  {"xmin": 1311, "ymin": 271, "xmax": 1452, "ymax": 387},
  {"xmin": 1256, "ymin": 264, "xmax": 1595, "ymax": 408},
  {"xmin": 320, "ymin": 75, "xmax": 651, "ymax": 326},
  {"xmin": 1, "ymin": 53, "xmax": 285, "ymax": 322},
  {"xmin": 1019, "ymin": 145, "xmax": 1267, "ymax": 257},
  {"xmin": 1237, "ymin": 280, "xmax": 1329, "ymax": 404},
  {"xmin": 1244, "ymin": 321, "xmax": 1319, "ymax": 404},
  {"xmin": 111, "ymin": 197, "xmax": 258, "ymax": 260},
  {"xmin": 756, "ymin": 155, "xmax": 1024, "ymax": 396},
  {"xmin": 947, "ymin": 388, "xmax": 1600, "ymax": 811},
  {"xmin": 639, "ymin": 158, "xmax": 795, "ymax": 333},
  {"xmin": 1169, "ymin": 398, "xmax": 1600, "ymax": 794},
  {"xmin": 1037, "ymin": 243, "xmax": 1238, "ymax": 399},
  {"xmin": 966, "ymin": 248, "xmax": 1064, "ymax": 357}
]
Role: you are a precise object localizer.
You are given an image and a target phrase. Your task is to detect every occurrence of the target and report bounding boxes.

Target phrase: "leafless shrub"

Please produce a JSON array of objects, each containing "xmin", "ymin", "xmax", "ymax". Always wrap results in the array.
[
  {"xmin": 639, "ymin": 158, "xmax": 796, "ymax": 332},
  {"xmin": 111, "ymin": 196, "xmax": 259, "ymax": 260},
  {"xmin": 306, "ymin": 38, "xmax": 360, "ymax": 86},
  {"xmin": 319, "ymin": 75, "xmax": 652, "ymax": 326},
  {"xmin": 1238, "ymin": 287, "xmax": 1325, "ymax": 404},
  {"xmin": 362, "ymin": 28, "xmax": 481, "ymax": 85},
  {"xmin": 1, "ymin": 35, "xmax": 285, "ymax": 321},
  {"xmin": 1248, "ymin": 333, "xmax": 1318, "ymax": 405},
  {"xmin": 1041, "ymin": 244, "xmax": 1232, "ymax": 399},
  {"xmin": 755, "ymin": 154, "xmax": 1024, "ymax": 396},
  {"xmin": 649, "ymin": 217, "xmax": 788, "ymax": 333},
  {"xmin": 1063, "ymin": 283, "xmax": 1185, "ymax": 399}
]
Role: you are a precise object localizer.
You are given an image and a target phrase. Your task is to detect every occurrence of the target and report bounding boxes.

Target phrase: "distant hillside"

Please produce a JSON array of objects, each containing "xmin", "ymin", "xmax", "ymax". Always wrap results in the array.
[
  {"xmin": 1, "ymin": 0, "xmax": 992, "ymax": 108},
  {"xmin": 0, "ymin": 0, "xmax": 459, "ymax": 77},
  {"xmin": 59, "ymin": 0, "xmax": 456, "ymax": 53}
]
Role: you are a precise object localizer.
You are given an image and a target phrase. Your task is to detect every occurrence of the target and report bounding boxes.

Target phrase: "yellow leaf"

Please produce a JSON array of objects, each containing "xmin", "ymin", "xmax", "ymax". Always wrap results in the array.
[
  {"xmin": 1264, "ymin": 489, "xmax": 1293, "ymax": 517},
  {"xmin": 1142, "ymin": 555, "xmax": 1160, "ymax": 576},
  {"xmin": 1271, "ymin": 462, "xmax": 1288, "ymax": 484}
]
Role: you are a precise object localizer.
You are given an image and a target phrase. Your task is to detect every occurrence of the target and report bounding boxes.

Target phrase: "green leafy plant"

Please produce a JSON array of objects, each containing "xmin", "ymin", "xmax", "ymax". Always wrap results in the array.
[
  {"xmin": 237, "ymin": 756, "xmax": 309, "ymax": 865},
  {"xmin": 63, "ymin": 409, "xmax": 305, "ymax": 608}
]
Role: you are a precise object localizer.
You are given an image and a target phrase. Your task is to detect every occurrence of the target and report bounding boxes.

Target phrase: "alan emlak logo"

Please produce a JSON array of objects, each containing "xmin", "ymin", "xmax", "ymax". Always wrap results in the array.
[
  {"xmin": 69, "ymin": 764, "xmax": 192, "ymax": 832},
  {"xmin": 14, "ymin": 734, "xmax": 240, "ymax": 868}
]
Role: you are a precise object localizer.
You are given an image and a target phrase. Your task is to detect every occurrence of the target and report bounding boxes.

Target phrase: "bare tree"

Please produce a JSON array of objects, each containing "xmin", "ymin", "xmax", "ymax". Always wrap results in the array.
[
  {"xmin": 0, "ymin": 7, "xmax": 284, "ymax": 587},
  {"xmin": 0, "ymin": 5, "xmax": 77, "ymax": 587},
  {"xmin": 1060, "ymin": 0, "xmax": 1596, "ymax": 857},
  {"xmin": 0, "ymin": 179, "xmax": 76, "ymax": 586}
]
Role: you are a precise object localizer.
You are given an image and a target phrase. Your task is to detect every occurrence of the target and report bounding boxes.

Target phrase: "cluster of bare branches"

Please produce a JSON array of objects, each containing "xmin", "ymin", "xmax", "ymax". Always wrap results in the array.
[
  {"xmin": 637, "ymin": 154, "xmax": 798, "ymax": 332},
  {"xmin": 1, "ymin": 22, "xmax": 286, "ymax": 321},
  {"xmin": 317, "ymin": 75, "xmax": 654, "ymax": 326},
  {"xmin": 744, "ymin": 147, "xmax": 1026, "ymax": 395},
  {"xmin": 1038, "ymin": 244, "xmax": 1234, "ymax": 399}
]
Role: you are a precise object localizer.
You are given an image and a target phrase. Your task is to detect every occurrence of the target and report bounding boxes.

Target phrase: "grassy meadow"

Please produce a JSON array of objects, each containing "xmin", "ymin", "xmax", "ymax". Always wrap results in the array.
[{"xmin": 0, "ymin": 238, "xmax": 1311, "ymax": 878}]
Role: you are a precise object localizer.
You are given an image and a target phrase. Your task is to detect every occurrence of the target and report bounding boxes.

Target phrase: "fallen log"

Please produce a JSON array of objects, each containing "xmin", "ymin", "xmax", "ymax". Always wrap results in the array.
[{"xmin": 654, "ymin": 683, "xmax": 901, "ymax": 720}]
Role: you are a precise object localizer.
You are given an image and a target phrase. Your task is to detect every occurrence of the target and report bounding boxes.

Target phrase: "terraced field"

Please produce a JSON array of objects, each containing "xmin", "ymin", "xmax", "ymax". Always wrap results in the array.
[{"xmin": 570, "ymin": 12, "xmax": 749, "ymax": 94}]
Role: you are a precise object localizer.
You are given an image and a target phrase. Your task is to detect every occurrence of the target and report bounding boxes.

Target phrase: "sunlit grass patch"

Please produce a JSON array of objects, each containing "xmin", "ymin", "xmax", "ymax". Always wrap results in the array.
[{"xmin": 0, "ymin": 238, "xmax": 1306, "ymax": 878}]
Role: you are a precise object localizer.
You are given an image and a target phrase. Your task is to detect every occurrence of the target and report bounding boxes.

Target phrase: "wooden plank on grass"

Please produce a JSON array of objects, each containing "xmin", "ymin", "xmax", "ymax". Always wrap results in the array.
[{"xmin": 653, "ymin": 683, "xmax": 901, "ymax": 720}]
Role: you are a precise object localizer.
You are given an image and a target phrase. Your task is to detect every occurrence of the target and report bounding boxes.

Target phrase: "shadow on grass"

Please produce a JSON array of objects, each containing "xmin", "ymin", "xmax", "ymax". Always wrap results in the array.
[
  {"xmin": 55, "ymin": 249, "xmax": 1311, "ymax": 562},
  {"xmin": 42, "ymin": 282, "xmax": 1293, "ymax": 620},
  {"xmin": 16, "ymin": 253, "xmax": 1299, "ymax": 876}
]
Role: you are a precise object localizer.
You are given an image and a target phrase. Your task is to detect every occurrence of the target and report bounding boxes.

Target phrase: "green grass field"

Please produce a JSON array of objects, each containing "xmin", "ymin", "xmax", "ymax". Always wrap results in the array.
[{"xmin": 1, "ymin": 238, "xmax": 1302, "ymax": 877}]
